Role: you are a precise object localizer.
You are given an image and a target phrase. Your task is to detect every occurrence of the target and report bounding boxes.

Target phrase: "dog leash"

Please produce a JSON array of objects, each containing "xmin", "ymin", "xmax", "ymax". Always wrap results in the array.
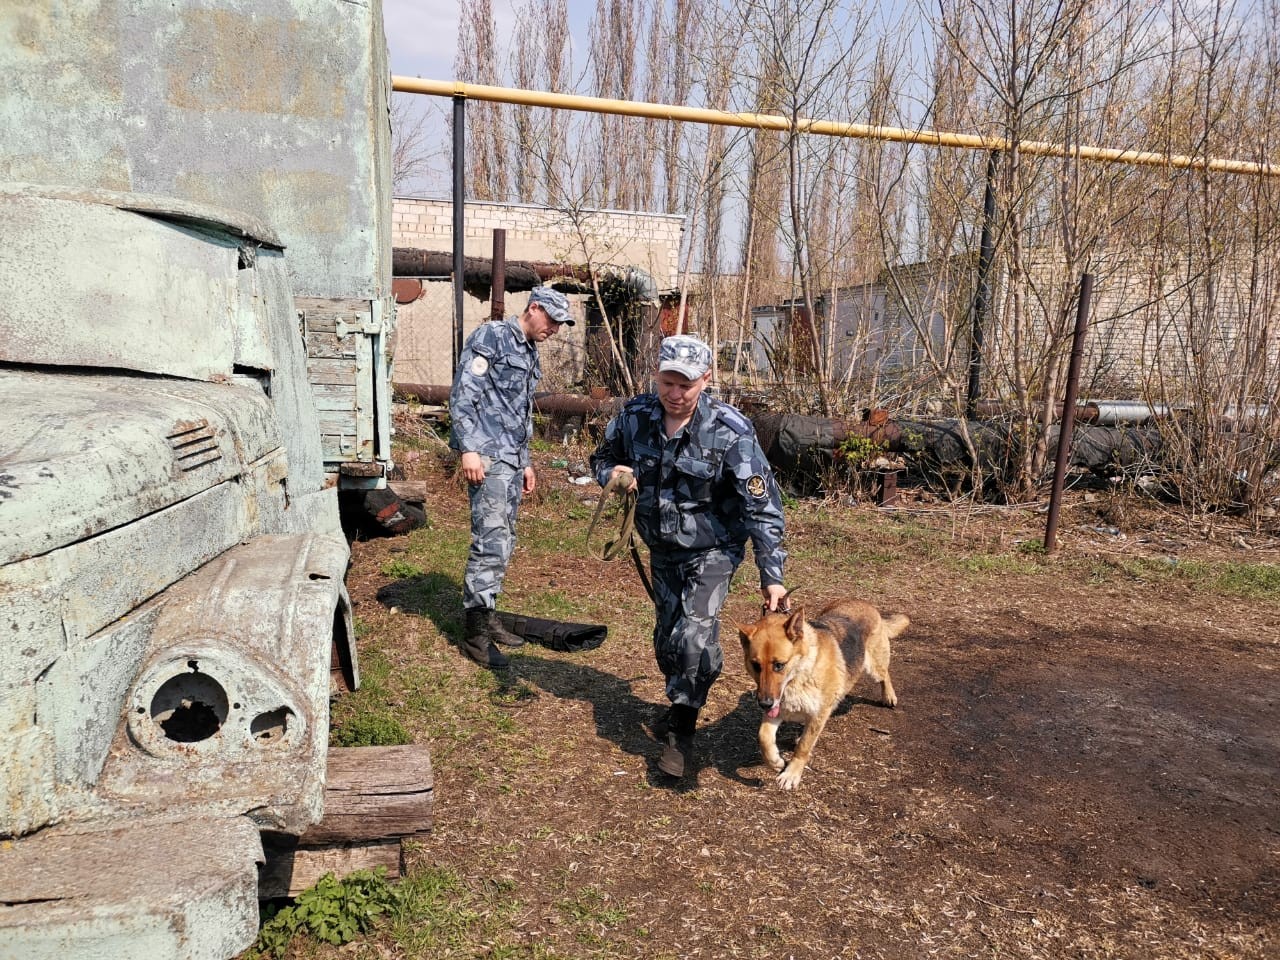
[
  {"xmin": 761, "ymin": 589, "xmax": 796, "ymax": 617},
  {"xmin": 586, "ymin": 472, "xmax": 656, "ymax": 602}
]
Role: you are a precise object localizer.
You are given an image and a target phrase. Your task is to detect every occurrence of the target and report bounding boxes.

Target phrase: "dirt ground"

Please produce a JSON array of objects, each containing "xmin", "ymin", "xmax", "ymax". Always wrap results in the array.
[{"xmin": 344, "ymin": 442, "xmax": 1279, "ymax": 960}]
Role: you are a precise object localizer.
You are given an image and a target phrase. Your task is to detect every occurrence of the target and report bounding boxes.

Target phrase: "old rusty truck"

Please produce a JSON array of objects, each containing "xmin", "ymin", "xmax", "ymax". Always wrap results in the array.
[{"xmin": 0, "ymin": 0, "xmax": 397, "ymax": 956}]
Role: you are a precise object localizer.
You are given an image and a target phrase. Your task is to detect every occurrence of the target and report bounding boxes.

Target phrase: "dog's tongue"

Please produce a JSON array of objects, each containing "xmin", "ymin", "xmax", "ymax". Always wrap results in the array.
[{"xmin": 767, "ymin": 703, "xmax": 780, "ymax": 719}]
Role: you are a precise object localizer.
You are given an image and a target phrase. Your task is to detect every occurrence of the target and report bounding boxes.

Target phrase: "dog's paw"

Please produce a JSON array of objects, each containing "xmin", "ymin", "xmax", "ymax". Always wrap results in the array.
[
  {"xmin": 763, "ymin": 752, "xmax": 786, "ymax": 773},
  {"xmin": 776, "ymin": 765, "xmax": 804, "ymax": 790}
]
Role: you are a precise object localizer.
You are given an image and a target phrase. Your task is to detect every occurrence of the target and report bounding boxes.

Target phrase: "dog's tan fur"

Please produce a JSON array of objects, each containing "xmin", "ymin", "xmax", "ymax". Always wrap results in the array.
[{"xmin": 738, "ymin": 599, "xmax": 907, "ymax": 790}]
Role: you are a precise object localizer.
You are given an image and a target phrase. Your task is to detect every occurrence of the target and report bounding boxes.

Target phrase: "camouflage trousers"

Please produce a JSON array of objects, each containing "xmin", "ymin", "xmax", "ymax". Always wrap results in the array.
[
  {"xmin": 463, "ymin": 459, "xmax": 524, "ymax": 611},
  {"xmin": 650, "ymin": 543, "xmax": 745, "ymax": 709}
]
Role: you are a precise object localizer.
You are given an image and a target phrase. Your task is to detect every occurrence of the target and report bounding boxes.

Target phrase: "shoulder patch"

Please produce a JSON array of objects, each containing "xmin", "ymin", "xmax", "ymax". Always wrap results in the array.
[
  {"xmin": 746, "ymin": 474, "xmax": 768, "ymax": 498},
  {"xmin": 469, "ymin": 355, "xmax": 489, "ymax": 377}
]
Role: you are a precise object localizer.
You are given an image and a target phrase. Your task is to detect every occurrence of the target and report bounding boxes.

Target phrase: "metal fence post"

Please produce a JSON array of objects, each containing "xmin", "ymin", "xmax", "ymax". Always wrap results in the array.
[{"xmin": 1045, "ymin": 272, "xmax": 1095, "ymax": 554}]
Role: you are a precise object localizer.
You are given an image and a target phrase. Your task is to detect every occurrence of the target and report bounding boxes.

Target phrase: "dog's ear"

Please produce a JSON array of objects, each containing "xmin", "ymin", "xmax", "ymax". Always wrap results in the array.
[
  {"xmin": 784, "ymin": 605, "xmax": 805, "ymax": 641},
  {"xmin": 737, "ymin": 620, "xmax": 753, "ymax": 647}
]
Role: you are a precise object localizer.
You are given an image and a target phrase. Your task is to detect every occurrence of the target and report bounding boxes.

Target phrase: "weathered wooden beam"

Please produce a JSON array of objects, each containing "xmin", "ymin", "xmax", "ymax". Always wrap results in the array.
[
  {"xmin": 307, "ymin": 745, "xmax": 433, "ymax": 843},
  {"xmin": 258, "ymin": 745, "xmax": 432, "ymax": 898}
]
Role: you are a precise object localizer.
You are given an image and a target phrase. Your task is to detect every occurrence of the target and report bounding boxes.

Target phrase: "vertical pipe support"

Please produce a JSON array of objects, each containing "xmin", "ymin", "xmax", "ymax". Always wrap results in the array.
[
  {"xmin": 966, "ymin": 151, "xmax": 999, "ymax": 420},
  {"xmin": 1044, "ymin": 272, "xmax": 1095, "ymax": 554},
  {"xmin": 490, "ymin": 228, "xmax": 507, "ymax": 321},
  {"xmin": 452, "ymin": 95, "xmax": 466, "ymax": 370}
]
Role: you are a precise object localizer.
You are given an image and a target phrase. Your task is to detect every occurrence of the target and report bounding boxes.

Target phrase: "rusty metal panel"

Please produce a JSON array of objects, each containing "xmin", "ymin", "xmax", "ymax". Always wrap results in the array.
[
  {"xmin": 96, "ymin": 534, "xmax": 349, "ymax": 834},
  {"xmin": 0, "ymin": 0, "xmax": 392, "ymax": 303},
  {"xmin": 0, "ymin": 483, "xmax": 249, "ymax": 691},
  {"xmin": 38, "ymin": 604, "xmax": 163, "ymax": 791},
  {"xmin": 0, "ymin": 686, "xmax": 55, "ymax": 837},
  {"xmin": 0, "ymin": 369, "xmax": 279, "ymax": 566},
  {"xmin": 0, "ymin": 193, "xmax": 240, "ymax": 380},
  {"xmin": 0, "ymin": 815, "xmax": 262, "ymax": 959},
  {"xmin": 301, "ymin": 297, "xmax": 381, "ymax": 466}
]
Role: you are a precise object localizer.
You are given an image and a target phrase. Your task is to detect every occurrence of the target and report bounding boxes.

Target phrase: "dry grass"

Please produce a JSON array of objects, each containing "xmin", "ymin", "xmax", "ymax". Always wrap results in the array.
[{"xmin": 265, "ymin": 430, "xmax": 1279, "ymax": 960}]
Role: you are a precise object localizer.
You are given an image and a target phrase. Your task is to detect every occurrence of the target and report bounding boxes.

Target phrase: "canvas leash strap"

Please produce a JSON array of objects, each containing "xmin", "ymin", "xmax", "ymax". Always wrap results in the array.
[{"xmin": 586, "ymin": 472, "xmax": 656, "ymax": 602}]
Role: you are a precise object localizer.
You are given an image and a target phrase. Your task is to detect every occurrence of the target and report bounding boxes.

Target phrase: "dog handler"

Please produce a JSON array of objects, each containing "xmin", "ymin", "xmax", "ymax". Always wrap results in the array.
[
  {"xmin": 450, "ymin": 286, "xmax": 574, "ymax": 668},
  {"xmin": 591, "ymin": 334, "xmax": 788, "ymax": 777}
]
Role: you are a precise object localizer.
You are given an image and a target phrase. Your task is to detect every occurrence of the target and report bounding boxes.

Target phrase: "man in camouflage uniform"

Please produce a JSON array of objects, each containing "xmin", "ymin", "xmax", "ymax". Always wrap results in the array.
[
  {"xmin": 591, "ymin": 335, "xmax": 787, "ymax": 777},
  {"xmin": 450, "ymin": 286, "xmax": 574, "ymax": 668}
]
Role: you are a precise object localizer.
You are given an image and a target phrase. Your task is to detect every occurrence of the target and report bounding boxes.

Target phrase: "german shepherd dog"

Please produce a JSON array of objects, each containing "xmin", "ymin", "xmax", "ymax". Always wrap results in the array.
[{"xmin": 738, "ymin": 600, "xmax": 907, "ymax": 789}]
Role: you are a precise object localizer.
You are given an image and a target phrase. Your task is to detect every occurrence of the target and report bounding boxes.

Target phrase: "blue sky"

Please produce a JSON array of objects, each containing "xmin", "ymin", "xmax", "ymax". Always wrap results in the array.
[
  {"xmin": 383, "ymin": 0, "xmax": 594, "ymax": 81},
  {"xmin": 382, "ymin": 0, "xmax": 596, "ymax": 196}
]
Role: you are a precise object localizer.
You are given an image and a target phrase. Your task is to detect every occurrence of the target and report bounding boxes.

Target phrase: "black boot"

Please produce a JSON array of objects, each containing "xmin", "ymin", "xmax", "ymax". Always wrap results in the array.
[
  {"xmin": 648, "ymin": 706, "xmax": 672, "ymax": 741},
  {"xmin": 657, "ymin": 704, "xmax": 698, "ymax": 778},
  {"xmin": 486, "ymin": 610, "xmax": 526, "ymax": 648},
  {"xmin": 463, "ymin": 608, "xmax": 509, "ymax": 669}
]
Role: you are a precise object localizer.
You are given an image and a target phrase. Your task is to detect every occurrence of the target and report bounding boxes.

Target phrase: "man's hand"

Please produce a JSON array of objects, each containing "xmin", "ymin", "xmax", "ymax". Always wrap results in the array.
[
  {"xmin": 460, "ymin": 451, "xmax": 486, "ymax": 484},
  {"xmin": 609, "ymin": 465, "xmax": 637, "ymax": 492},
  {"xmin": 761, "ymin": 583, "xmax": 789, "ymax": 612},
  {"xmin": 523, "ymin": 466, "xmax": 536, "ymax": 495}
]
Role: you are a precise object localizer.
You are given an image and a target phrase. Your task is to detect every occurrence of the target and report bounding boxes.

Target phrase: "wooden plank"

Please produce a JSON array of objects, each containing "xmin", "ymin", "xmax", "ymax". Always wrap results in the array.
[
  {"xmin": 313, "ymin": 381, "xmax": 357, "ymax": 406},
  {"xmin": 297, "ymin": 296, "xmax": 374, "ymax": 316},
  {"xmin": 321, "ymin": 434, "xmax": 359, "ymax": 459},
  {"xmin": 256, "ymin": 745, "xmax": 432, "ymax": 899},
  {"xmin": 306, "ymin": 331, "xmax": 357, "ymax": 359},
  {"xmin": 308, "ymin": 358, "xmax": 359, "ymax": 385},
  {"xmin": 303, "ymin": 745, "xmax": 433, "ymax": 844},
  {"xmin": 258, "ymin": 838, "xmax": 401, "ymax": 899}
]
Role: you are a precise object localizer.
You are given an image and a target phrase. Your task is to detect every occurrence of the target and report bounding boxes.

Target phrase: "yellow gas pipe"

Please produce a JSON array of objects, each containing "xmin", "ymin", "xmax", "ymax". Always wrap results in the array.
[{"xmin": 392, "ymin": 76, "xmax": 1278, "ymax": 177}]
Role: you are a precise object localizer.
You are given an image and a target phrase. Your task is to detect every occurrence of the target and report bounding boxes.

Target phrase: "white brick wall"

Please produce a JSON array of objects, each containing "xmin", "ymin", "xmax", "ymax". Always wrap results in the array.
[
  {"xmin": 390, "ymin": 197, "xmax": 685, "ymax": 386},
  {"xmin": 392, "ymin": 197, "xmax": 684, "ymax": 288}
]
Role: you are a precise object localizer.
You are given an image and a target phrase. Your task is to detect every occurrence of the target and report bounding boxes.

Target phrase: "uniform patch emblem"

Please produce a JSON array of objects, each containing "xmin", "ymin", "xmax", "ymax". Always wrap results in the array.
[
  {"xmin": 746, "ymin": 474, "xmax": 767, "ymax": 498},
  {"xmin": 470, "ymin": 355, "xmax": 489, "ymax": 376}
]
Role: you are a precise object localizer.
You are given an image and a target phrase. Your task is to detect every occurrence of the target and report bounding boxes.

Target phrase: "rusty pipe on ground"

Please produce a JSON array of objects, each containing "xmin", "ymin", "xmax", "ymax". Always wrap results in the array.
[{"xmin": 392, "ymin": 248, "xmax": 595, "ymax": 294}]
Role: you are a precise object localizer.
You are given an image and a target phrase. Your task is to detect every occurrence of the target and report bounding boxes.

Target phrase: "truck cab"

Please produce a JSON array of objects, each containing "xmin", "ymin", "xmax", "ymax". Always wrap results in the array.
[{"xmin": 0, "ymin": 1, "xmax": 394, "ymax": 955}]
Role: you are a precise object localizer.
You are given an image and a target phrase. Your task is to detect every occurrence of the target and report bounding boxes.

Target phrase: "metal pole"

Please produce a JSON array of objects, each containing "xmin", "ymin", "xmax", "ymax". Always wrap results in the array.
[
  {"xmin": 452, "ymin": 95, "xmax": 466, "ymax": 369},
  {"xmin": 1044, "ymin": 272, "xmax": 1095, "ymax": 554},
  {"xmin": 393, "ymin": 77, "xmax": 1280, "ymax": 178},
  {"xmin": 966, "ymin": 151, "xmax": 998, "ymax": 419},
  {"xmin": 490, "ymin": 228, "xmax": 506, "ymax": 321}
]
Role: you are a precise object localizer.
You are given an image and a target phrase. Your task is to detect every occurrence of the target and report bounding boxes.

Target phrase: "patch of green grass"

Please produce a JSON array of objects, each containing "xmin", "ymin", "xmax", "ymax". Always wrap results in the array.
[
  {"xmin": 1101, "ymin": 556, "xmax": 1280, "ymax": 600},
  {"xmin": 246, "ymin": 868, "xmax": 400, "ymax": 959},
  {"xmin": 515, "ymin": 589, "xmax": 579, "ymax": 621},
  {"xmin": 383, "ymin": 557, "xmax": 427, "ymax": 579},
  {"xmin": 331, "ymin": 712, "xmax": 410, "ymax": 747},
  {"xmin": 1016, "ymin": 538, "xmax": 1047, "ymax": 556},
  {"xmin": 330, "ymin": 647, "xmax": 412, "ymax": 746},
  {"xmin": 954, "ymin": 553, "xmax": 1041, "ymax": 576},
  {"xmin": 557, "ymin": 885, "xmax": 629, "ymax": 928},
  {"xmin": 1214, "ymin": 562, "xmax": 1280, "ymax": 598},
  {"xmin": 530, "ymin": 435, "xmax": 558, "ymax": 453},
  {"xmin": 381, "ymin": 865, "xmax": 515, "ymax": 957}
]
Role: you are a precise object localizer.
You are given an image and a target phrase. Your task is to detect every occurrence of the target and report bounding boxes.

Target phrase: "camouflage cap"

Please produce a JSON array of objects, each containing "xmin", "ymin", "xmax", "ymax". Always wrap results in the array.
[
  {"xmin": 657, "ymin": 335, "xmax": 712, "ymax": 380},
  {"xmin": 527, "ymin": 286, "xmax": 574, "ymax": 325}
]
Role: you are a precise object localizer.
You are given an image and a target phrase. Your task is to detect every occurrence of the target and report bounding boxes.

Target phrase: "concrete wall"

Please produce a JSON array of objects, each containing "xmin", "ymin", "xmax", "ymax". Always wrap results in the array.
[
  {"xmin": 390, "ymin": 197, "xmax": 685, "ymax": 387},
  {"xmin": 0, "ymin": 0, "xmax": 392, "ymax": 302},
  {"xmin": 818, "ymin": 250, "xmax": 1277, "ymax": 404}
]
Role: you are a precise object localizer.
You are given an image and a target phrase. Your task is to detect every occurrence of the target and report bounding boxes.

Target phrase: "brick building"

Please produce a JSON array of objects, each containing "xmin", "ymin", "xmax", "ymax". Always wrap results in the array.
[{"xmin": 390, "ymin": 197, "xmax": 685, "ymax": 388}]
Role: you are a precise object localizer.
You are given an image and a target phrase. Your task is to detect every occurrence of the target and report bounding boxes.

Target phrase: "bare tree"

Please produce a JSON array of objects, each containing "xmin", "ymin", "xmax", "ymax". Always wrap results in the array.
[
  {"xmin": 456, "ymin": 0, "xmax": 510, "ymax": 200},
  {"xmin": 389, "ymin": 93, "xmax": 438, "ymax": 195}
]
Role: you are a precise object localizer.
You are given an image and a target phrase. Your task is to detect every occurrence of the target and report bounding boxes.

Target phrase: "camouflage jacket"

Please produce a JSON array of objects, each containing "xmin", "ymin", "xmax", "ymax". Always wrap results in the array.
[
  {"xmin": 449, "ymin": 316, "xmax": 540, "ymax": 468},
  {"xmin": 591, "ymin": 392, "xmax": 786, "ymax": 586}
]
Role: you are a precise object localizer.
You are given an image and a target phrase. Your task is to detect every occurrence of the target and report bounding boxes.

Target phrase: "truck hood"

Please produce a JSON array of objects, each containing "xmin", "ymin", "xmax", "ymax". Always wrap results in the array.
[{"xmin": 0, "ymin": 369, "xmax": 281, "ymax": 566}]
